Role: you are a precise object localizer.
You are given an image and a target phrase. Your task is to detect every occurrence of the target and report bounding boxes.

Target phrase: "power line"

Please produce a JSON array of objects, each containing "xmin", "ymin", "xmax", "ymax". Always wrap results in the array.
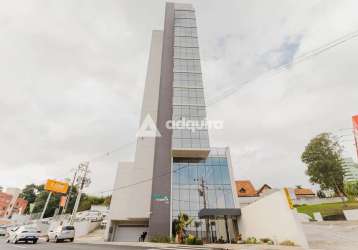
[
  {"xmin": 81, "ymin": 28, "xmax": 358, "ymax": 195},
  {"xmin": 93, "ymin": 164, "xmax": 191, "ymax": 196},
  {"xmin": 84, "ymin": 29, "xmax": 358, "ymax": 173},
  {"xmin": 87, "ymin": 140, "xmax": 136, "ymax": 163},
  {"xmin": 206, "ymin": 29, "xmax": 358, "ymax": 106}
]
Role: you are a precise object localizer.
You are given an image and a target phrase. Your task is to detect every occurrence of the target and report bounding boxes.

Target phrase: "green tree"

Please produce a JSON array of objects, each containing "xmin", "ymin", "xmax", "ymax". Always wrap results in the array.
[
  {"xmin": 18, "ymin": 182, "xmax": 110, "ymax": 217},
  {"xmin": 32, "ymin": 190, "xmax": 61, "ymax": 218},
  {"xmin": 173, "ymin": 212, "xmax": 193, "ymax": 243},
  {"xmin": 301, "ymin": 133, "xmax": 345, "ymax": 196},
  {"xmin": 19, "ymin": 184, "xmax": 40, "ymax": 214},
  {"xmin": 344, "ymin": 181, "xmax": 358, "ymax": 201},
  {"xmin": 31, "ymin": 185, "xmax": 77, "ymax": 217},
  {"xmin": 103, "ymin": 195, "xmax": 112, "ymax": 207},
  {"xmin": 78, "ymin": 195, "xmax": 106, "ymax": 212}
]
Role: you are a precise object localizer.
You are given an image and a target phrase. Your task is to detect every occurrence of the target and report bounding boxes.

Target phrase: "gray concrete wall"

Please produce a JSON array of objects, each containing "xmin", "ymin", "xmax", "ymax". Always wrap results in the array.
[{"xmin": 148, "ymin": 2, "xmax": 175, "ymax": 238}]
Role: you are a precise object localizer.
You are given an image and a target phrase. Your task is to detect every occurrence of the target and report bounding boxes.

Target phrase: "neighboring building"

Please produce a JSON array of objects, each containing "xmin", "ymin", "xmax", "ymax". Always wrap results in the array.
[
  {"xmin": 256, "ymin": 184, "xmax": 272, "ymax": 196},
  {"xmin": 107, "ymin": 3, "xmax": 239, "ymax": 243},
  {"xmin": 0, "ymin": 189, "xmax": 27, "ymax": 218},
  {"xmin": 235, "ymin": 180, "xmax": 259, "ymax": 207},
  {"xmin": 0, "ymin": 192, "xmax": 12, "ymax": 217},
  {"xmin": 343, "ymin": 158, "xmax": 358, "ymax": 183},
  {"xmin": 11, "ymin": 198, "xmax": 28, "ymax": 215},
  {"xmin": 235, "ymin": 180, "xmax": 257, "ymax": 197},
  {"xmin": 294, "ymin": 188, "xmax": 315, "ymax": 199}
]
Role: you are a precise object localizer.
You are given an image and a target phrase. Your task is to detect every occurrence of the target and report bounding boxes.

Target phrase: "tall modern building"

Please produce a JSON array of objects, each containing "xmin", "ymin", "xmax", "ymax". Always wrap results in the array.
[
  {"xmin": 343, "ymin": 158, "xmax": 358, "ymax": 183},
  {"xmin": 107, "ymin": 3, "xmax": 240, "ymax": 242}
]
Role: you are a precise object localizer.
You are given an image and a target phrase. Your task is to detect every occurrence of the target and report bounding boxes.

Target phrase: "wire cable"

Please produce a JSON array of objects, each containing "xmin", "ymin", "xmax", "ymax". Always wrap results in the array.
[
  {"xmin": 88, "ymin": 28, "xmax": 358, "ymax": 195},
  {"xmin": 206, "ymin": 29, "xmax": 358, "ymax": 106}
]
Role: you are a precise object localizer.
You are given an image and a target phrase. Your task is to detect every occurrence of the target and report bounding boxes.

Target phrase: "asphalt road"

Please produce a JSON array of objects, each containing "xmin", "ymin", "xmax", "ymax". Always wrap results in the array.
[
  {"xmin": 0, "ymin": 237, "xmax": 215, "ymax": 250},
  {"xmin": 0, "ymin": 238, "xmax": 129, "ymax": 250}
]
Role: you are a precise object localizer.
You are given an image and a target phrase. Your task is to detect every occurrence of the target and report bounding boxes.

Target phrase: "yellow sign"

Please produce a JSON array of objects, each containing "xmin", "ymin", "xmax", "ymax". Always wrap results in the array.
[
  {"xmin": 284, "ymin": 187, "xmax": 294, "ymax": 209},
  {"xmin": 45, "ymin": 179, "xmax": 69, "ymax": 194}
]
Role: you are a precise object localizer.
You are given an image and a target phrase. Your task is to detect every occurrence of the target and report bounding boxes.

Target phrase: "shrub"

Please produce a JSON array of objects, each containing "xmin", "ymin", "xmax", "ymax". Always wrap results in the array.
[
  {"xmin": 150, "ymin": 235, "xmax": 171, "ymax": 243},
  {"xmin": 243, "ymin": 237, "xmax": 258, "ymax": 244},
  {"xmin": 260, "ymin": 238, "xmax": 274, "ymax": 245},
  {"xmin": 230, "ymin": 238, "xmax": 238, "ymax": 244},
  {"xmin": 280, "ymin": 240, "xmax": 295, "ymax": 246},
  {"xmin": 184, "ymin": 234, "xmax": 203, "ymax": 245}
]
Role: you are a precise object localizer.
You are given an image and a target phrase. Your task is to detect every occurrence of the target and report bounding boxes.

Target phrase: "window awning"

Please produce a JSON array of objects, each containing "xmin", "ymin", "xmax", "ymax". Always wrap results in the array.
[{"xmin": 198, "ymin": 208, "xmax": 241, "ymax": 219}]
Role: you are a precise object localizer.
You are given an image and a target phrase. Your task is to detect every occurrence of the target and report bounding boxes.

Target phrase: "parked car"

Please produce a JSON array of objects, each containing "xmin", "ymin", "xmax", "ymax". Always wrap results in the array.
[
  {"xmin": 0, "ymin": 226, "xmax": 7, "ymax": 236},
  {"xmin": 6, "ymin": 225, "xmax": 40, "ymax": 244},
  {"xmin": 47, "ymin": 225, "xmax": 75, "ymax": 243},
  {"xmin": 76, "ymin": 210, "xmax": 102, "ymax": 222}
]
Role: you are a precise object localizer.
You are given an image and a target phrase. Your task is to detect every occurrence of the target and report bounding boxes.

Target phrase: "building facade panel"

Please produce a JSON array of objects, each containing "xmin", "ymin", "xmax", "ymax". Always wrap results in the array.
[
  {"xmin": 108, "ymin": 2, "xmax": 239, "ymax": 242},
  {"xmin": 171, "ymin": 3, "xmax": 209, "ymax": 152},
  {"xmin": 148, "ymin": 2, "xmax": 175, "ymax": 238},
  {"xmin": 171, "ymin": 148, "xmax": 236, "ymax": 240}
]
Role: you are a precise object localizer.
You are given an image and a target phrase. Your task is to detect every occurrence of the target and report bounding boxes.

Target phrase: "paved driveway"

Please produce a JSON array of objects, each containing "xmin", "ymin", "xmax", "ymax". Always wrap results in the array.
[{"xmin": 303, "ymin": 221, "xmax": 358, "ymax": 250}]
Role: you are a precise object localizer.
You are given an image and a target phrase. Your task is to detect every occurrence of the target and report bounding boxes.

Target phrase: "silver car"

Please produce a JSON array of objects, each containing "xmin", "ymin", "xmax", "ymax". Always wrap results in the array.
[
  {"xmin": 6, "ymin": 225, "xmax": 40, "ymax": 244},
  {"xmin": 47, "ymin": 225, "xmax": 75, "ymax": 243}
]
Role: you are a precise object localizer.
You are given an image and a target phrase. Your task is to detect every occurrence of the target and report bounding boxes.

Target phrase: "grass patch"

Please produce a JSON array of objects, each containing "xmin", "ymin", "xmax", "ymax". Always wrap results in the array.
[{"xmin": 296, "ymin": 201, "xmax": 358, "ymax": 218}]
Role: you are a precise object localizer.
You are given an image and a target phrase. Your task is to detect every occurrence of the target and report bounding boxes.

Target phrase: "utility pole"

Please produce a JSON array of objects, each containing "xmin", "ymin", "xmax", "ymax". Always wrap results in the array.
[
  {"xmin": 40, "ymin": 192, "xmax": 52, "ymax": 219},
  {"xmin": 195, "ymin": 176, "xmax": 210, "ymax": 242},
  {"xmin": 69, "ymin": 162, "xmax": 91, "ymax": 225},
  {"xmin": 62, "ymin": 168, "xmax": 78, "ymax": 215}
]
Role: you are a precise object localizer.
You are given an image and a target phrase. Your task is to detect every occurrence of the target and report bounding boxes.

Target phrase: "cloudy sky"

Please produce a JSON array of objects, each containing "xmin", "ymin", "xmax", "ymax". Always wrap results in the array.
[{"xmin": 1, "ymin": 0, "xmax": 357, "ymax": 195}]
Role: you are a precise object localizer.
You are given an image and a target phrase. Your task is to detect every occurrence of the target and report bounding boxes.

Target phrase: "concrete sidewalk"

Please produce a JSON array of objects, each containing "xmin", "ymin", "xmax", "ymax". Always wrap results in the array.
[
  {"xmin": 75, "ymin": 229, "xmax": 316, "ymax": 250},
  {"xmin": 76, "ymin": 238, "xmax": 314, "ymax": 250},
  {"xmin": 76, "ymin": 241, "xmax": 315, "ymax": 250}
]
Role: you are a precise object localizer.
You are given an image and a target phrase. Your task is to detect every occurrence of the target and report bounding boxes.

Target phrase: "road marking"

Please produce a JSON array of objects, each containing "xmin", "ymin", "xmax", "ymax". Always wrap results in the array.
[{"xmin": 11, "ymin": 246, "xmax": 27, "ymax": 249}]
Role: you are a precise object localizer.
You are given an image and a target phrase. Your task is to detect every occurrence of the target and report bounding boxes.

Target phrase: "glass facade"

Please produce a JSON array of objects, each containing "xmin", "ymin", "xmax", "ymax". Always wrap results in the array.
[
  {"xmin": 171, "ymin": 5, "xmax": 209, "ymax": 150},
  {"xmin": 170, "ymin": 4, "xmax": 237, "ymax": 241},
  {"xmin": 171, "ymin": 149, "xmax": 235, "ymax": 238}
]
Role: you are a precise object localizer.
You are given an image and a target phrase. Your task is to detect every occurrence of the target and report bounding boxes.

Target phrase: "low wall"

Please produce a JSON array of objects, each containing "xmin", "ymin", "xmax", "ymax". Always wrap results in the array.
[
  {"xmin": 294, "ymin": 197, "xmax": 346, "ymax": 205},
  {"xmin": 239, "ymin": 189, "xmax": 309, "ymax": 248},
  {"xmin": 343, "ymin": 209, "xmax": 358, "ymax": 221},
  {"xmin": 74, "ymin": 221, "xmax": 100, "ymax": 238},
  {"xmin": 38, "ymin": 219, "xmax": 99, "ymax": 238}
]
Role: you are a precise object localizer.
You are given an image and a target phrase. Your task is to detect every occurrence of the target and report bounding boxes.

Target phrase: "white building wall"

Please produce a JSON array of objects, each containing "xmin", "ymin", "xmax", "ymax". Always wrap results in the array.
[
  {"xmin": 108, "ymin": 162, "xmax": 135, "ymax": 220},
  {"xmin": 108, "ymin": 30, "xmax": 163, "ymax": 226},
  {"xmin": 238, "ymin": 197, "xmax": 260, "ymax": 207},
  {"xmin": 239, "ymin": 189, "xmax": 309, "ymax": 248}
]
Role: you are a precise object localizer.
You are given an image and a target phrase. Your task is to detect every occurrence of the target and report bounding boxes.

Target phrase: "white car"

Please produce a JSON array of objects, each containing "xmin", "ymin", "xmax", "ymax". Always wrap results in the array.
[
  {"xmin": 6, "ymin": 225, "xmax": 40, "ymax": 244},
  {"xmin": 47, "ymin": 225, "xmax": 75, "ymax": 243}
]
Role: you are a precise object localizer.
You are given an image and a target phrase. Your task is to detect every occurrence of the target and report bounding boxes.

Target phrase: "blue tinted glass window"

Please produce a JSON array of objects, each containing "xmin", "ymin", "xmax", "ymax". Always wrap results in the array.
[{"xmin": 172, "ymin": 154, "xmax": 235, "ymax": 239}]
